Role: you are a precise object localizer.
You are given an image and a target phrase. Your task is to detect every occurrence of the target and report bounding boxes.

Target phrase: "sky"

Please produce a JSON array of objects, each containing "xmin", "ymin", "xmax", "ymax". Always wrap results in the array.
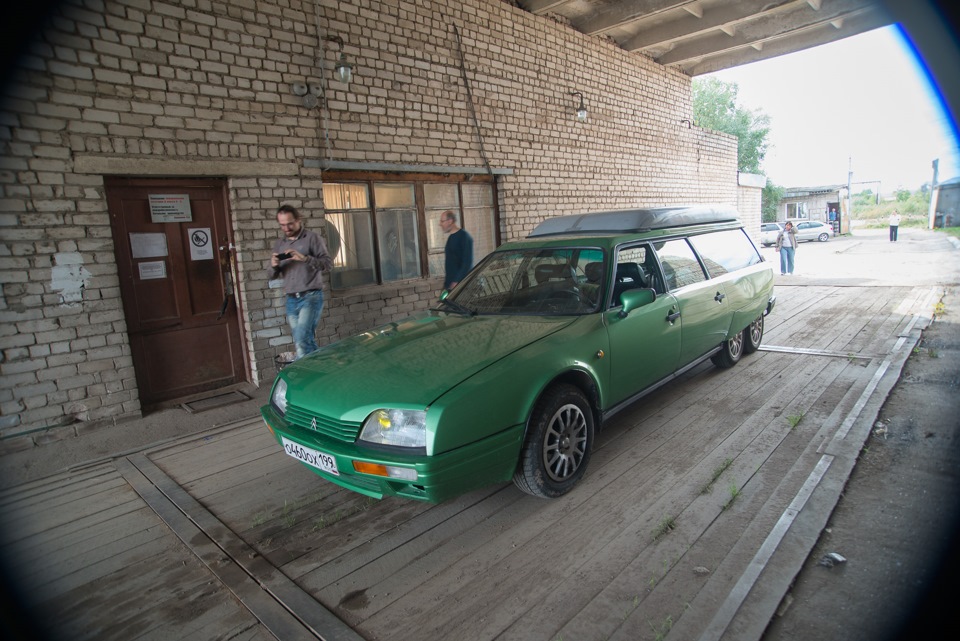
[{"xmin": 708, "ymin": 25, "xmax": 960, "ymax": 194}]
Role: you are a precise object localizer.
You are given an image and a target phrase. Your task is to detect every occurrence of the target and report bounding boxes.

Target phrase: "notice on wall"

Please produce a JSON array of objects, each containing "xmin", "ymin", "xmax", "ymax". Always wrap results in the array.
[
  {"xmin": 130, "ymin": 232, "xmax": 168, "ymax": 259},
  {"xmin": 138, "ymin": 260, "xmax": 167, "ymax": 280},
  {"xmin": 188, "ymin": 227, "xmax": 214, "ymax": 260},
  {"xmin": 149, "ymin": 194, "xmax": 193, "ymax": 223}
]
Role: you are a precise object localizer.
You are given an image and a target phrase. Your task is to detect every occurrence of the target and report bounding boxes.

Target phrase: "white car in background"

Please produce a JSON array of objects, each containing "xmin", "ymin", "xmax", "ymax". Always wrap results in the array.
[
  {"xmin": 789, "ymin": 220, "xmax": 834, "ymax": 242},
  {"xmin": 760, "ymin": 222, "xmax": 783, "ymax": 247}
]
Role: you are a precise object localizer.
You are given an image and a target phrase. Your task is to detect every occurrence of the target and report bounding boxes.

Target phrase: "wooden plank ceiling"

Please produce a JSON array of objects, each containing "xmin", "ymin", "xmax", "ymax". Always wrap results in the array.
[{"xmin": 514, "ymin": 0, "xmax": 893, "ymax": 75}]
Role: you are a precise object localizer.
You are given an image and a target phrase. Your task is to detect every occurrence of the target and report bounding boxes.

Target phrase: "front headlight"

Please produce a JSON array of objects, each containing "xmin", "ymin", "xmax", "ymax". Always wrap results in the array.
[
  {"xmin": 271, "ymin": 378, "xmax": 288, "ymax": 415},
  {"xmin": 359, "ymin": 409, "xmax": 427, "ymax": 448}
]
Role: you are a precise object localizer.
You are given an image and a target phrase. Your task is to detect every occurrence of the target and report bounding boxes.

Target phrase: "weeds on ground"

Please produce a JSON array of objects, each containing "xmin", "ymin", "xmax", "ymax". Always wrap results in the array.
[
  {"xmin": 313, "ymin": 508, "xmax": 345, "ymax": 531},
  {"xmin": 312, "ymin": 497, "xmax": 379, "ymax": 531},
  {"xmin": 787, "ymin": 413, "xmax": 804, "ymax": 429},
  {"xmin": 649, "ymin": 615, "xmax": 673, "ymax": 641},
  {"xmin": 701, "ymin": 458, "xmax": 733, "ymax": 494},
  {"xmin": 722, "ymin": 482, "xmax": 741, "ymax": 511},
  {"xmin": 282, "ymin": 500, "xmax": 297, "ymax": 528},
  {"xmin": 652, "ymin": 515, "xmax": 677, "ymax": 542}
]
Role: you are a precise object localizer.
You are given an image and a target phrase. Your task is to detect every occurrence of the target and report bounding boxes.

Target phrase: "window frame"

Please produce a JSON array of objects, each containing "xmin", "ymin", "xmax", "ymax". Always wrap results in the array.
[{"xmin": 321, "ymin": 171, "xmax": 500, "ymax": 291}]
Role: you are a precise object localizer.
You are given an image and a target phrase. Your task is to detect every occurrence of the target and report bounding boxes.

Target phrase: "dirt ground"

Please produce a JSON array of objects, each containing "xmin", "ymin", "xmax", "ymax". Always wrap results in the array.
[{"xmin": 761, "ymin": 287, "xmax": 960, "ymax": 641}]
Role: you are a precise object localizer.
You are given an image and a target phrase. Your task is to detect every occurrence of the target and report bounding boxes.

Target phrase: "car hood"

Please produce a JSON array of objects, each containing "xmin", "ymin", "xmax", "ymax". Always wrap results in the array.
[{"xmin": 280, "ymin": 312, "xmax": 575, "ymax": 416}]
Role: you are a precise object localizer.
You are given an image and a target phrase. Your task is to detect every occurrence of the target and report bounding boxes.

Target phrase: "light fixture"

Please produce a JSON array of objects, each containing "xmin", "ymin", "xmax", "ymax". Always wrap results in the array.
[
  {"xmin": 570, "ymin": 91, "xmax": 587, "ymax": 122},
  {"xmin": 291, "ymin": 81, "xmax": 321, "ymax": 108},
  {"xmin": 324, "ymin": 35, "xmax": 353, "ymax": 85}
]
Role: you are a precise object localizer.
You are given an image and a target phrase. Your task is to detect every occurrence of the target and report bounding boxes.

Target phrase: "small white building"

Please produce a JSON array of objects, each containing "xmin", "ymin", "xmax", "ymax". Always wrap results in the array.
[{"xmin": 779, "ymin": 185, "xmax": 850, "ymax": 234}]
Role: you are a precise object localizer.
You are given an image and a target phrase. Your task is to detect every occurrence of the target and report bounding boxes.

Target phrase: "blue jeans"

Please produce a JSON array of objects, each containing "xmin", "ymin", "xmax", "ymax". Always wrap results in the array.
[
  {"xmin": 779, "ymin": 247, "xmax": 795, "ymax": 274},
  {"xmin": 285, "ymin": 290, "xmax": 324, "ymax": 358}
]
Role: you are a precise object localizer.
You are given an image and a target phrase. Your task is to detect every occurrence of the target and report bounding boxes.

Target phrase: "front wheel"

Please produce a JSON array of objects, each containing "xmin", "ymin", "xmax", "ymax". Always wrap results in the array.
[
  {"xmin": 744, "ymin": 314, "xmax": 764, "ymax": 354},
  {"xmin": 514, "ymin": 384, "xmax": 595, "ymax": 498},
  {"xmin": 818, "ymin": 233, "xmax": 829, "ymax": 242},
  {"xmin": 711, "ymin": 332, "xmax": 744, "ymax": 369}
]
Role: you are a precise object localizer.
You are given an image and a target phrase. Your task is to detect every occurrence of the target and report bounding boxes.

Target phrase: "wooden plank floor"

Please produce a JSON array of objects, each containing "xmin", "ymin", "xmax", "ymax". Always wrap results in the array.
[
  {"xmin": 0, "ymin": 462, "xmax": 276, "ymax": 641},
  {"xmin": 131, "ymin": 283, "xmax": 933, "ymax": 641}
]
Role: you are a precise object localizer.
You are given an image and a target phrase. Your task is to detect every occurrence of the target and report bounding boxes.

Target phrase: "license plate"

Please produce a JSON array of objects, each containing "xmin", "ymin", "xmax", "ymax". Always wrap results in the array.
[{"xmin": 280, "ymin": 436, "xmax": 339, "ymax": 476}]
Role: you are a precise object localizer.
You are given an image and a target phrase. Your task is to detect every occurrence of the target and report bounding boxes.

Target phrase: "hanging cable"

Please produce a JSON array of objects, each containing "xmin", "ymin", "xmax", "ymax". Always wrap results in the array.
[
  {"xmin": 453, "ymin": 24, "xmax": 494, "ymax": 178},
  {"xmin": 314, "ymin": 1, "xmax": 333, "ymax": 167}
]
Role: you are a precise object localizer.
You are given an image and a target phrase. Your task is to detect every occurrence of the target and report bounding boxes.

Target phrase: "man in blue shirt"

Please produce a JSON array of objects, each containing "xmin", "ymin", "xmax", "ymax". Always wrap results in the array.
[{"xmin": 439, "ymin": 210, "xmax": 473, "ymax": 293}]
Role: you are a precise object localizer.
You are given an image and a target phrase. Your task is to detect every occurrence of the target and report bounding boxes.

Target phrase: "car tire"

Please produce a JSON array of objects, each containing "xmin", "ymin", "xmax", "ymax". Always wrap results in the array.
[
  {"xmin": 818, "ymin": 233, "xmax": 829, "ymax": 242},
  {"xmin": 514, "ymin": 384, "xmax": 594, "ymax": 498},
  {"xmin": 711, "ymin": 331, "xmax": 744, "ymax": 369},
  {"xmin": 743, "ymin": 314, "xmax": 763, "ymax": 354}
]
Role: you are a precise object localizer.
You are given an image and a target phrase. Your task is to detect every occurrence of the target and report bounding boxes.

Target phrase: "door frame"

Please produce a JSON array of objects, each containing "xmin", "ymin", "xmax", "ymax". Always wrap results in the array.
[{"xmin": 104, "ymin": 176, "xmax": 250, "ymax": 406}]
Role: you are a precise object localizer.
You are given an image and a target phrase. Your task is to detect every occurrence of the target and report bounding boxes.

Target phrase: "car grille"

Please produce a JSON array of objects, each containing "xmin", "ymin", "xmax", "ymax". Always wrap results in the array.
[{"xmin": 285, "ymin": 403, "xmax": 362, "ymax": 443}]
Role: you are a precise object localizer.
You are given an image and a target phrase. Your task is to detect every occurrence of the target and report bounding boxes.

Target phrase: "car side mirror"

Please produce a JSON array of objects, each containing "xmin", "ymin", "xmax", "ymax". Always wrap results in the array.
[{"xmin": 618, "ymin": 288, "xmax": 656, "ymax": 318}]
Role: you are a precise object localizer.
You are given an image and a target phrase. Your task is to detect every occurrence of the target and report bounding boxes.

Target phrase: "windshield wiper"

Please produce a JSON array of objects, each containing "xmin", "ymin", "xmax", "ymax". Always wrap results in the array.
[{"xmin": 432, "ymin": 298, "xmax": 476, "ymax": 316}]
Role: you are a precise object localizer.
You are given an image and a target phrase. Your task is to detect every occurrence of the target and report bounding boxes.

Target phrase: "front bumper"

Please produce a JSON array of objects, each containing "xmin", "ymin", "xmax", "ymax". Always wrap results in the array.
[{"xmin": 260, "ymin": 404, "xmax": 524, "ymax": 503}]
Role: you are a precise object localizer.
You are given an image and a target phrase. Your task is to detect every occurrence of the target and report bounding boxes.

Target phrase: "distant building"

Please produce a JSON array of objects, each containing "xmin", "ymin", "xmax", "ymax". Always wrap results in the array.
[
  {"xmin": 929, "ymin": 177, "xmax": 960, "ymax": 228},
  {"xmin": 779, "ymin": 184, "xmax": 849, "ymax": 234}
]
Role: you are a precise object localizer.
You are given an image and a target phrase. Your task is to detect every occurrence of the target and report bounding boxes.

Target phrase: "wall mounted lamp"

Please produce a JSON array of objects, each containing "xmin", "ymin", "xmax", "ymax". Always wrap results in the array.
[
  {"xmin": 570, "ymin": 91, "xmax": 588, "ymax": 122},
  {"xmin": 324, "ymin": 35, "xmax": 353, "ymax": 85}
]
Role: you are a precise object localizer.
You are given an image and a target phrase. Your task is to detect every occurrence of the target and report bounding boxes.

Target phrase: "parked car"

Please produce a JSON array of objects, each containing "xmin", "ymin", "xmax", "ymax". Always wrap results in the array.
[
  {"xmin": 760, "ymin": 222, "xmax": 783, "ymax": 247},
  {"xmin": 262, "ymin": 205, "xmax": 776, "ymax": 503},
  {"xmin": 788, "ymin": 219, "xmax": 834, "ymax": 242}
]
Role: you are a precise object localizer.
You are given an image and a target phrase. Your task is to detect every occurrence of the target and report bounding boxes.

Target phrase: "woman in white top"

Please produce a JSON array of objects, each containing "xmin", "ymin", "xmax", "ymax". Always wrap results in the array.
[{"xmin": 775, "ymin": 221, "xmax": 798, "ymax": 275}]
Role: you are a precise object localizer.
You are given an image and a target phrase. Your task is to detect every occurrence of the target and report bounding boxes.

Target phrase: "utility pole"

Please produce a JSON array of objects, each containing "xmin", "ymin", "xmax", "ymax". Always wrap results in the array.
[
  {"xmin": 928, "ymin": 158, "xmax": 940, "ymax": 228},
  {"xmin": 847, "ymin": 156, "xmax": 853, "ymax": 229}
]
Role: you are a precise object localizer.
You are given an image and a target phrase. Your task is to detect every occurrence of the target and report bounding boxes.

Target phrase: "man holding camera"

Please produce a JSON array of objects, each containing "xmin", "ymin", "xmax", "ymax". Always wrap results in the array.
[{"xmin": 268, "ymin": 204, "xmax": 333, "ymax": 359}]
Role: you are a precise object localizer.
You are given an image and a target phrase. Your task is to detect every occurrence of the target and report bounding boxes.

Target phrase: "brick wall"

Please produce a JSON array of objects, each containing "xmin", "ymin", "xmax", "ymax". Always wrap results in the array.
[{"xmin": 0, "ymin": 0, "xmax": 738, "ymax": 446}]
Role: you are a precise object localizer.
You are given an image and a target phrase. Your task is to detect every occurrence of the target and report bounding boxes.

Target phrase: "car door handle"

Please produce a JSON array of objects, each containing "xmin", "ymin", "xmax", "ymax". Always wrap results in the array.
[
  {"xmin": 666, "ymin": 309, "xmax": 680, "ymax": 323},
  {"xmin": 714, "ymin": 292, "xmax": 726, "ymax": 303}
]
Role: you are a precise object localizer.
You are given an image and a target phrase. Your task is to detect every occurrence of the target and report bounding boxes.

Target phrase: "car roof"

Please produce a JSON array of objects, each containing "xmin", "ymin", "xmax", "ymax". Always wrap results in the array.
[{"xmin": 527, "ymin": 204, "xmax": 740, "ymax": 238}]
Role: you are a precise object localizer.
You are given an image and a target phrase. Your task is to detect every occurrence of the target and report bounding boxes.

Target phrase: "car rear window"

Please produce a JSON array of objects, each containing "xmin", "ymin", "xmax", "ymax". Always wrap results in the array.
[{"xmin": 688, "ymin": 229, "xmax": 763, "ymax": 277}]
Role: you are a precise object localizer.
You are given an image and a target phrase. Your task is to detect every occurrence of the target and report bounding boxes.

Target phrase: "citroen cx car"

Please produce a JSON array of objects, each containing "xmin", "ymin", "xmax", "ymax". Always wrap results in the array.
[{"xmin": 262, "ymin": 205, "xmax": 776, "ymax": 503}]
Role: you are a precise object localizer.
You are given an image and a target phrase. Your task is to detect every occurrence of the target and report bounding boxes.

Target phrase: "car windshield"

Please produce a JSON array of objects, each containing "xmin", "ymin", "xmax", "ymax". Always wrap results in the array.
[{"xmin": 448, "ymin": 247, "xmax": 606, "ymax": 316}]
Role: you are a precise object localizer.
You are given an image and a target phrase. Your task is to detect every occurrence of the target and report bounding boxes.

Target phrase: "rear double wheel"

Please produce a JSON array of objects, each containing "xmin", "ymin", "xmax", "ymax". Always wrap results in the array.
[
  {"xmin": 744, "ymin": 314, "xmax": 764, "ymax": 354},
  {"xmin": 514, "ymin": 384, "xmax": 595, "ymax": 498},
  {"xmin": 711, "ymin": 330, "xmax": 744, "ymax": 369}
]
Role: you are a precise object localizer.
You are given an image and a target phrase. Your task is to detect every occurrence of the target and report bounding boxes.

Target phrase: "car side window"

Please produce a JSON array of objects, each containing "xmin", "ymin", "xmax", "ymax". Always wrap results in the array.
[
  {"xmin": 612, "ymin": 245, "xmax": 652, "ymax": 307},
  {"xmin": 654, "ymin": 239, "xmax": 706, "ymax": 291},
  {"xmin": 688, "ymin": 229, "xmax": 762, "ymax": 277}
]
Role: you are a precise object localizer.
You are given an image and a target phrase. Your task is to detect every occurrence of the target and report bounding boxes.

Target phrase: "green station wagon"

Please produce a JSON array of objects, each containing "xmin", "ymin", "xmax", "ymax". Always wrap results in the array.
[{"xmin": 262, "ymin": 205, "xmax": 776, "ymax": 502}]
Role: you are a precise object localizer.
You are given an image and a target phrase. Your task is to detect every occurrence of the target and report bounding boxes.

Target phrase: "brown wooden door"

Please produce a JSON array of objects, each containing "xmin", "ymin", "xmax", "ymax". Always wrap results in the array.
[{"xmin": 106, "ymin": 178, "xmax": 247, "ymax": 406}]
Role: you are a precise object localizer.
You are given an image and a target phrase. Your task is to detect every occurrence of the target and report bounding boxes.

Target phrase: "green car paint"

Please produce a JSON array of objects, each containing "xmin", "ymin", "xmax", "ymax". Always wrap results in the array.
[{"xmin": 262, "ymin": 205, "xmax": 776, "ymax": 502}]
